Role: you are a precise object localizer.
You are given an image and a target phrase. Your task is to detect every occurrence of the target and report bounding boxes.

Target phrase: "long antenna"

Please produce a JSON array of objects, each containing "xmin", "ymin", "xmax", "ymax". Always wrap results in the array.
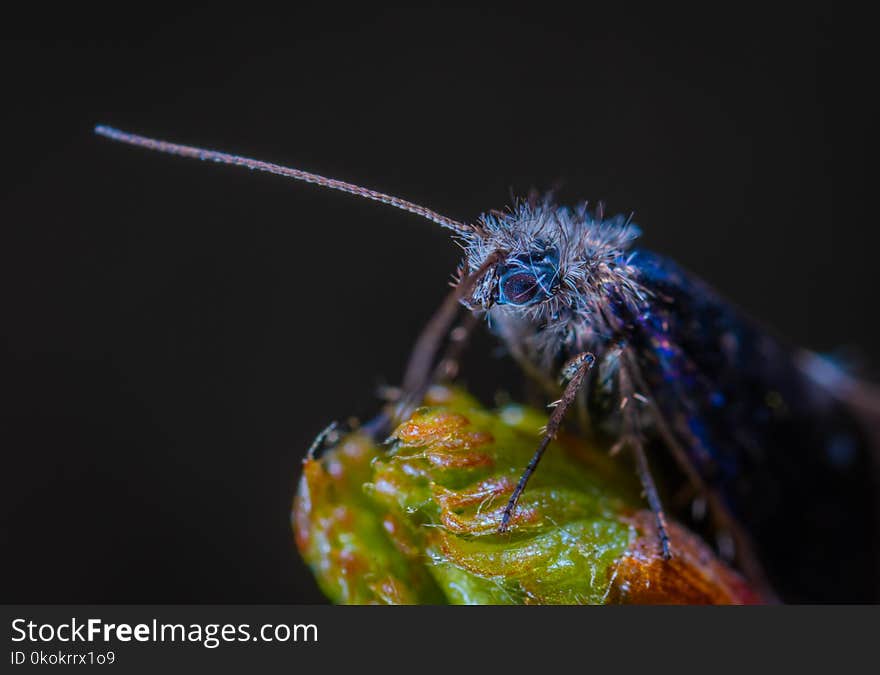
[{"xmin": 94, "ymin": 125, "xmax": 475, "ymax": 236}]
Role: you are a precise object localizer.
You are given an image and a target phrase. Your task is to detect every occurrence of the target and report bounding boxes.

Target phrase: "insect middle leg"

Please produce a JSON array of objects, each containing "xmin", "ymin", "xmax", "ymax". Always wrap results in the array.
[{"xmin": 498, "ymin": 351, "xmax": 595, "ymax": 533}]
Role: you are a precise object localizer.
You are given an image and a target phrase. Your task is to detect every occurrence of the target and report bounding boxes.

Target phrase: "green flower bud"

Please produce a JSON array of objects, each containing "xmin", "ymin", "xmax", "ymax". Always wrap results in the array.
[{"xmin": 293, "ymin": 387, "xmax": 760, "ymax": 604}]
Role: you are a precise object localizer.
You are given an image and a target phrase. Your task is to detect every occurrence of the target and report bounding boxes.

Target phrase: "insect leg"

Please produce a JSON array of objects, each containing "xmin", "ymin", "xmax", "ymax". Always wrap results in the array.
[
  {"xmin": 368, "ymin": 312, "xmax": 480, "ymax": 436},
  {"xmin": 362, "ymin": 311, "xmax": 480, "ymax": 443},
  {"xmin": 393, "ymin": 253, "xmax": 501, "ymax": 423},
  {"xmin": 615, "ymin": 359, "xmax": 673, "ymax": 560},
  {"xmin": 619, "ymin": 348, "xmax": 776, "ymax": 596},
  {"xmin": 498, "ymin": 351, "xmax": 595, "ymax": 533},
  {"xmin": 362, "ymin": 255, "xmax": 500, "ymax": 441},
  {"xmin": 432, "ymin": 311, "xmax": 480, "ymax": 383},
  {"xmin": 399, "ymin": 284, "xmax": 468, "ymax": 397},
  {"xmin": 389, "ymin": 295, "xmax": 465, "ymax": 426},
  {"xmin": 619, "ymin": 348, "xmax": 706, "ymax": 492}
]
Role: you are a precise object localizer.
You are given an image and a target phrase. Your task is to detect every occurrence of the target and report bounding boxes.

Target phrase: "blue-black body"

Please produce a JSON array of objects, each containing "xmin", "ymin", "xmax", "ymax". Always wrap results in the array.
[{"xmin": 608, "ymin": 251, "xmax": 879, "ymax": 601}]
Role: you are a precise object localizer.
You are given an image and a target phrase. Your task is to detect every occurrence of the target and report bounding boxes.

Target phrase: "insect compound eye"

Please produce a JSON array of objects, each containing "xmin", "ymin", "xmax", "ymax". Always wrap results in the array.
[
  {"xmin": 499, "ymin": 272, "xmax": 542, "ymax": 306},
  {"xmin": 495, "ymin": 246, "xmax": 560, "ymax": 307}
]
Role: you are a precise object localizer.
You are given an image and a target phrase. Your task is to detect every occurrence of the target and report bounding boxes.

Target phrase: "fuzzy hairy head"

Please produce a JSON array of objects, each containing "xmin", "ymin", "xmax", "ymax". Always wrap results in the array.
[{"xmin": 458, "ymin": 199, "xmax": 647, "ymax": 350}]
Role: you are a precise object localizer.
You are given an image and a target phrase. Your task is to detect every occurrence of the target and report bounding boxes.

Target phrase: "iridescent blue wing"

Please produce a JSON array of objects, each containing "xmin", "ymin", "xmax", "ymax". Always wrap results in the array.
[{"xmin": 625, "ymin": 250, "xmax": 879, "ymax": 601}]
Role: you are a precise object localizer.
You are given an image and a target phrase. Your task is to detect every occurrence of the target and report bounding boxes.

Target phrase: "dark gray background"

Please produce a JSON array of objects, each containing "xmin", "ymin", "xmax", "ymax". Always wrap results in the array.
[{"xmin": 1, "ymin": 6, "xmax": 868, "ymax": 602}]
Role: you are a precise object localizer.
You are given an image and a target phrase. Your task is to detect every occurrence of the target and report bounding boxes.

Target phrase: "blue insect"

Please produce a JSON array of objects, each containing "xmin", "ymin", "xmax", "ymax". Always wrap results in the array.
[{"xmin": 95, "ymin": 125, "xmax": 880, "ymax": 601}]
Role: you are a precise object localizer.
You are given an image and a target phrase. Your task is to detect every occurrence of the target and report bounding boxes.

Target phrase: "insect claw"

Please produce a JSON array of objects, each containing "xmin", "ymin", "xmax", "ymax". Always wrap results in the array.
[{"xmin": 497, "ymin": 507, "xmax": 514, "ymax": 534}]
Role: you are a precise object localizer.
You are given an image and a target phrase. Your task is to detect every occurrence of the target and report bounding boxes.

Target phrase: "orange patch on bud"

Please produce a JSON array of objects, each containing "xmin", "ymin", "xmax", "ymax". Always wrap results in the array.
[
  {"xmin": 607, "ymin": 510, "xmax": 762, "ymax": 605},
  {"xmin": 394, "ymin": 411, "xmax": 471, "ymax": 444},
  {"xmin": 423, "ymin": 449, "xmax": 495, "ymax": 469}
]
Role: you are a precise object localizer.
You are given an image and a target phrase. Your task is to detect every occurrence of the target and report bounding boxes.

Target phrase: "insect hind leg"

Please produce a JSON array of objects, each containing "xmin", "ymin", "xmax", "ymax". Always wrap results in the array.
[{"xmin": 618, "ymin": 348, "xmax": 777, "ymax": 595}]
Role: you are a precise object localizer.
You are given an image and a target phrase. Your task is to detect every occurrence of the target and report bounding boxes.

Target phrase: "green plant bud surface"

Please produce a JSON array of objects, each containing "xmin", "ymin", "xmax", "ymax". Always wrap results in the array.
[{"xmin": 294, "ymin": 387, "xmax": 761, "ymax": 604}]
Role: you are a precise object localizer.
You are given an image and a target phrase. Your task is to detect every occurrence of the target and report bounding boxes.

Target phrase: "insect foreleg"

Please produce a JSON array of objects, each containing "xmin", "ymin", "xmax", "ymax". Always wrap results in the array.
[
  {"xmin": 392, "ymin": 253, "xmax": 501, "ymax": 425},
  {"xmin": 498, "ymin": 351, "xmax": 596, "ymax": 533},
  {"xmin": 390, "ymin": 293, "xmax": 467, "ymax": 426},
  {"xmin": 432, "ymin": 312, "xmax": 480, "ymax": 383},
  {"xmin": 399, "ymin": 283, "xmax": 468, "ymax": 398},
  {"xmin": 367, "ymin": 313, "xmax": 480, "ymax": 438}
]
